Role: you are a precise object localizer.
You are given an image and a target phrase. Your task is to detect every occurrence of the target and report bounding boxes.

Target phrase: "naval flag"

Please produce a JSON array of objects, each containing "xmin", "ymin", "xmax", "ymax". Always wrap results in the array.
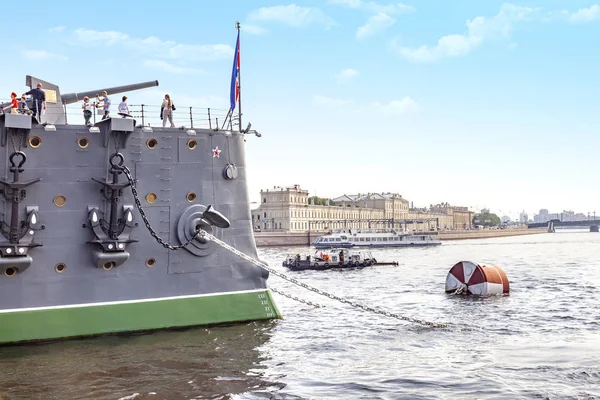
[{"xmin": 229, "ymin": 30, "xmax": 240, "ymax": 111}]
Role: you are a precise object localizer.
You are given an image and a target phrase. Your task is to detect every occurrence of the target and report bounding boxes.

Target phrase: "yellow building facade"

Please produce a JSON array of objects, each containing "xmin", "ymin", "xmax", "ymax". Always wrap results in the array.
[{"xmin": 251, "ymin": 185, "xmax": 473, "ymax": 233}]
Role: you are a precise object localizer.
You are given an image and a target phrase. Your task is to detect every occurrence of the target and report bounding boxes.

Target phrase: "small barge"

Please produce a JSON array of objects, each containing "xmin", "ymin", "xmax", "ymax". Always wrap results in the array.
[{"xmin": 282, "ymin": 249, "xmax": 398, "ymax": 271}]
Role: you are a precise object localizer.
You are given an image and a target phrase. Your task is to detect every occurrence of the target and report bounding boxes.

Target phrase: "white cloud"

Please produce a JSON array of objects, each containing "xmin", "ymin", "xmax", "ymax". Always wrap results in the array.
[
  {"xmin": 328, "ymin": 0, "xmax": 362, "ymax": 8},
  {"xmin": 328, "ymin": 0, "xmax": 413, "ymax": 39},
  {"xmin": 21, "ymin": 50, "xmax": 67, "ymax": 61},
  {"xmin": 243, "ymin": 24, "xmax": 268, "ymax": 35},
  {"xmin": 334, "ymin": 68, "xmax": 359, "ymax": 82},
  {"xmin": 73, "ymin": 28, "xmax": 129, "ymax": 45},
  {"xmin": 64, "ymin": 29, "xmax": 233, "ymax": 64},
  {"xmin": 143, "ymin": 60, "xmax": 203, "ymax": 75},
  {"xmin": 328, "ymin": 0, "xmax": 414, "ymax": 14},
  {"xmin": 356, "ymin": 13, "xmax": 396, "ymax": 39},
  {"xmin": 49, "ymin": 26, "xmax": 65, "ymax": 33},
  {"xmin": 313, "ymin": 94, "xmax": 418, "ymax": 114},
  {"xmin": 312, "ymin": 95, "xmax": 353, "ymax": 106},
  {"xmin": 373, "ymin": 97, "xmax": 418, "ymax": 114},
  {"xmin": 248, "ymin": 5, "xmax": 337, "ymax": 29},
  {"xmin": 395, "ymin": 3, "xmax": 535, "ymax": 62},
  {"xmin": 569, "ymin": 5, "xmax": 600, "ymax": 23}
]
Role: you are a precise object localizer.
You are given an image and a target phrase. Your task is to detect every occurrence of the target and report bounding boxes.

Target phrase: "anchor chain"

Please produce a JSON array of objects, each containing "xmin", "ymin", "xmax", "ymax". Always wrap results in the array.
[
  {"xmin": 196, "ymin": 230, "xmax": 450, "ymax": 329},
  {"xmin": 270, "ymin": 287, "xmax": 325, "ymax": 309},
  {"xmin": 115, "ymin": 155, "xmax": 450, "ymax": 328},
  {"xmin": 453, "ymin": 284, "xmax": 466, "ymax": 295},
  {"xmin": 119, "ymin": 163, "xmax": 200, "ymax": 250},
  {"xmin": 9, "ymin": 130, "xmax": 23, "ymax": 154}
]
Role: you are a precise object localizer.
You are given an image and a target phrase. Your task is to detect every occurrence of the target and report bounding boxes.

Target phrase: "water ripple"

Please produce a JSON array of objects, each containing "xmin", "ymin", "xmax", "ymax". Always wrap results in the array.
[{"xmin": 1, "ymin": 231, "xmax": 600, "ymax": 399}]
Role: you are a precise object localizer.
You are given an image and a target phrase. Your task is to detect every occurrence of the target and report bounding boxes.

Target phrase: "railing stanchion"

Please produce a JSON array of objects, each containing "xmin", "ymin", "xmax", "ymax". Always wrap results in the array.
[
  {"xmin": 141, "ymin": 104, "xmax": 145, "ymax": 127},
  {"xmin": 208, "ymin": 108, "xmax": 212, "ymax": 130},
  {"xmin": 63, "ymin": 102, "xmax": 68, "ymax": 125},
  {"xmin": 189, "ymin": 106, "xmax": 194, "ymax": 129}
]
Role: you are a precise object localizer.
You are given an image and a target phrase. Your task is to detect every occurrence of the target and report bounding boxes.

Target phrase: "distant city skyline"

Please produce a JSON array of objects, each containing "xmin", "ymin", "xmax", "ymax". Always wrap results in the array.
[
  {"xmin": 251, "ymin": 184, "xmax": 598, "ymax": 223},
  {"xmin": 1, "ymin": 1, "xmax": 599, "ymax": 217}
]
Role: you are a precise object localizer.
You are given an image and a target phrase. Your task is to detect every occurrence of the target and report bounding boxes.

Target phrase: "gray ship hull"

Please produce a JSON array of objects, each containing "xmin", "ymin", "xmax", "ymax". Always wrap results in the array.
[{"xmin": 0, "ymin": 114, "xmax": 280, "ymax": 345}]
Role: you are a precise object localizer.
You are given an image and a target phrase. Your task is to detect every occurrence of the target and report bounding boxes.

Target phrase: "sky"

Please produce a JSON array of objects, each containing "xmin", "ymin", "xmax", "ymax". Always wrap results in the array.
[{"xmin": 1, "ymin": 0, "xmax": 599, "ymax": 220}]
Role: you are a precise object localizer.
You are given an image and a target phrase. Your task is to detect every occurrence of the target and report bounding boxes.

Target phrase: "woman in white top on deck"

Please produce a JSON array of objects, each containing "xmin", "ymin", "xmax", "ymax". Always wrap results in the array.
[
  {"xmin": 161, "ymin": 94, "xmax": 175, "ymax": 128},
  {"xmin": 118, "ymin": 96, "xmax": 130, "ymax": 118},
  {"xmin": 82, "ymin": 96, "xmax": 94, "ymax": 126}
]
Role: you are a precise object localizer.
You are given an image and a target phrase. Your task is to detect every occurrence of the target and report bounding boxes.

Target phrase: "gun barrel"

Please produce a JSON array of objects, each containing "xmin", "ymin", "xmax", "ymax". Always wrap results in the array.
[{"xmin": 61, "ymin": 80, "xmax": 159, "ymax": 104}]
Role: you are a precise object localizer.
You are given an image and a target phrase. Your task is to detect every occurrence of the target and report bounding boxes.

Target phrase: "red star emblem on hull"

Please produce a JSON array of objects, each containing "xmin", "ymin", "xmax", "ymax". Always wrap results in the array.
[{"xmin": 212, "ymin": 146, "xmax": 221, "ymax": 158}]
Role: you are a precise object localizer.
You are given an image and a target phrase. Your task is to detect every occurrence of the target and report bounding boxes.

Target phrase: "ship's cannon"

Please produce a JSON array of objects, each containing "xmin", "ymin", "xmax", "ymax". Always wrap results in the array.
[
  {"xmin": 1, "ymin": 76, "xmax": 160, "ymax": 125},
  {"xmin": 60, "ymin": 80, "xmax": 160, "ymax": 105}
]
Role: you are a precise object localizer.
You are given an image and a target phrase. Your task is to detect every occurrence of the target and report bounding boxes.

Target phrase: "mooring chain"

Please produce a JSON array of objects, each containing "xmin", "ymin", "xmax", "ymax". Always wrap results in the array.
[
  {"xmin": 270, "ymin": 287, "xmax": 325, "ymax": 309},
  {"xmin": 9, "ymin": 131, "xmax": 23, "ymax": 154},
  {"xmin": 120, "ymin": 165, "xmax": 201, "ymax": 250},
  {"xmin": 196, "ymin": 230, "xmax": 450, "ymax": 329},
  {"xmin": 114, "ymin": 155, "xmax": 449, "ymax": 328}
]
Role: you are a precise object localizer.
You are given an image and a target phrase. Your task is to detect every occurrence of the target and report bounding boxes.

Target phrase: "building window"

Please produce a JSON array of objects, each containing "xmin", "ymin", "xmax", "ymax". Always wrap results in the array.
[{"xmin": 263, "ymin": 198, "xmax": 266, "ymax": 203}]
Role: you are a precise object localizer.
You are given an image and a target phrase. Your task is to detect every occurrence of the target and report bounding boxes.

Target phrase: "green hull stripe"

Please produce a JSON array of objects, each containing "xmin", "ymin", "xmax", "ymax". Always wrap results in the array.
[{"xmin": 0, "ymin": 290, "xmax": 282, "ymax": 345}]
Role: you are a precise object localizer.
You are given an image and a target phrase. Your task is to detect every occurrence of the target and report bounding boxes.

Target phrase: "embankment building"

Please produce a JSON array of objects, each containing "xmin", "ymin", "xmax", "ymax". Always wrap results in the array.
[{"xmin": 251, "ymin": 185, "xmax": 474, "ymax": 233}]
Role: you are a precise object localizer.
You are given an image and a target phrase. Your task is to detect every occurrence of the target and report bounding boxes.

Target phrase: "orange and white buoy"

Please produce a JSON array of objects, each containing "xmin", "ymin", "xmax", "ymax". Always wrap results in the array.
[{"xmin": 445, "ymin": 261, "xmax": 509, "ymax": 296}]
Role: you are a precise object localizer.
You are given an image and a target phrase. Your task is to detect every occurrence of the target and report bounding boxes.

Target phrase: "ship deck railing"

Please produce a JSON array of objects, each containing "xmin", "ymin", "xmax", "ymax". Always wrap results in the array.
[{"xmin": 0, "ymin": 102, "xmax": 238, "ymax": 131}]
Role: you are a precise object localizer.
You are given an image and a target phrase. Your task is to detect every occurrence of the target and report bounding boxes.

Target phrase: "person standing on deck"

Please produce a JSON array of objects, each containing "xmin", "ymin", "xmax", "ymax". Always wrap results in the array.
[
  {"xmin": 96, "ymin": 90, "xmax": 111, "ymax": 120},
  {"xmin": 82, "ymin": 96, "xmax": 93, "ymax": 127},
  {"xmin": 161, "ymin": 94, "xmax": 175, "ymax": 128},
  {"xmin": 19, "ymin": 95, "xmax": 28, "ymax": 110},
  {"xmin": 2, "ymin": 92, "xmax": 18, "ymax": 113},
  {"xmin": 118, "ymin": 96, "xmax": 130, "ymax": 118},
  {"xmin": 23, "ymin": 83, "xmax": 46, "ymax": 122}
]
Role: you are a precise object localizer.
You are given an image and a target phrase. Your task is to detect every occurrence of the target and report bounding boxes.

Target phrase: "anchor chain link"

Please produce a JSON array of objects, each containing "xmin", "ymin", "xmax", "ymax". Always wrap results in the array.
[
  {"xmin": 9, "ymin": 130, "xmax": 23, "ymax": 154},
  {"xmin": 270, "ymin": 287, "xmax": 325, "ymax": 309},
  {"xmin": 114, "ymin": 153, "xmax": 450, "ymax": 329},
  {"xmin": 118, "ymin": 162, "xmax": 201, "ymax": 250}
]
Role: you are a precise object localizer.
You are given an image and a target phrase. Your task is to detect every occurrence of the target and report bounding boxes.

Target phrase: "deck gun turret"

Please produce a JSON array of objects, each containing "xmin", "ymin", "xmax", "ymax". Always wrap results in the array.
[{"xmin": 1, "ymin": 76, "xmax": 159, "ymax": 125}]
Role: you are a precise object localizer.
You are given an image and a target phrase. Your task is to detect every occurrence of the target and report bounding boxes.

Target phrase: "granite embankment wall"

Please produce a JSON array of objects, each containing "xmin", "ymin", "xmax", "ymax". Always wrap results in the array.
[{"xmin": 253, "ymin": 228, "xmax": 548, "ymax": 247}]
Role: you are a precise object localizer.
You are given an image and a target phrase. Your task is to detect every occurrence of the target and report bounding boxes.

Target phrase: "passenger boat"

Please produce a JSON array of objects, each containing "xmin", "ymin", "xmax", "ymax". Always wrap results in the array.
[{"xmin": 312, "ymin": 228, "xmax": 442, "ymax": 249}]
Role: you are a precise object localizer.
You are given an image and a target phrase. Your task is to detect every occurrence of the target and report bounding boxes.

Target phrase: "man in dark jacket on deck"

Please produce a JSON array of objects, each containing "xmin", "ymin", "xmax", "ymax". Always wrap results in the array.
[{"xmin": 23, "ymin": 83, "xmax": 46, "ymax": 122}]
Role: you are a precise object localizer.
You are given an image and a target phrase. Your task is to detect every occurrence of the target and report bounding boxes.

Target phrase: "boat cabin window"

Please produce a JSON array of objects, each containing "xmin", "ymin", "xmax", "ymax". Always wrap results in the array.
[
  {"xmin": 341, "ymin": 235, "xmax": 347, "ymax": 240},
  {"xmin": 359, "ymin": 238, "xmax": 365, "ymax": 241},
  {"xmin": 382, "ymin": 237, "xmax": 388, "ymax": 241},
  {"xmin": 366, "ymin": 238, "xmax": 371, "ymax": 241},
  {"xmin": 335, "ymin": 238, "xmax": 341, "ymax": 242}
]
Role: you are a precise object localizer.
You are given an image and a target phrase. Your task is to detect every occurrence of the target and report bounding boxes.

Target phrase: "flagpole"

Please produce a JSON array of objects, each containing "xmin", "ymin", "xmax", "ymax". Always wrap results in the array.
[{"xmin": 235, "ymin": 21, "xmax": 242, "ymax": 132}]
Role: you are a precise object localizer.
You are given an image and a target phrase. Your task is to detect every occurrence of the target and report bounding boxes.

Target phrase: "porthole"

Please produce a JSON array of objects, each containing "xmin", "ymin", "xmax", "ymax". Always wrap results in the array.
[
  {"xmin": 186, "ymin": 192, "xmax": 197, "ymax": 203},
  {"xmin": 29, "ymin": 136, "xmax": 42, "ymax": 148},
  {"xmin": 55, "ymin": 263, "xmax": 67, "ymax": 274},
  {"xmin": 4, "ymin": 267, "xmax": 16, "ymax": 277},
  {"xmin": 146, "ymin": 138, "xmax": 158, "ymax": 149},
  {"xmin": 145, "ymin": 193, "xmax": 157, "ymax": 204},
  {"xmin": 187, "ymin": 139, "xmax": 197, "ymax": 150},
  {"xmin": 102, "ymin": 262, "xmax": 115, "ymax": 271},
  {"xmin": 146, "ymin": 258, "xmax": 156, "ymax": 268},
  {"xmin": 53, "ymin": 195, "xmax": 67, "ymax": 208},
  {"xmin": 77, "ymin": 136, "xmax": 90, "ymax": 149}
]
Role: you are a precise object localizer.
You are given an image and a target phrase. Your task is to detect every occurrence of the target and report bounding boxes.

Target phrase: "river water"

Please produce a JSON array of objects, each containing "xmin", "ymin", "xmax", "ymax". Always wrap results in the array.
[{"xmin": 1, "ymin": 230, "xmax": 599, "ymax": 399}]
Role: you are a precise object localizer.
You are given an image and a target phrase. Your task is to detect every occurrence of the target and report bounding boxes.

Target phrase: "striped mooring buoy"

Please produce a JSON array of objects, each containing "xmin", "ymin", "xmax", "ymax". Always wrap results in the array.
[{"xmin": 445, "ymin": 261, "xmax": 510, "ymax": 296}]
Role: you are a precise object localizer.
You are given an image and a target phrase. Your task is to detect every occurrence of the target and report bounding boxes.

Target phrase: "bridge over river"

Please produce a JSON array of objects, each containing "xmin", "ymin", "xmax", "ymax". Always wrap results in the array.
[{"xmin": 528, "ymin": 219, "xmax": 600, "ymax": 232}]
